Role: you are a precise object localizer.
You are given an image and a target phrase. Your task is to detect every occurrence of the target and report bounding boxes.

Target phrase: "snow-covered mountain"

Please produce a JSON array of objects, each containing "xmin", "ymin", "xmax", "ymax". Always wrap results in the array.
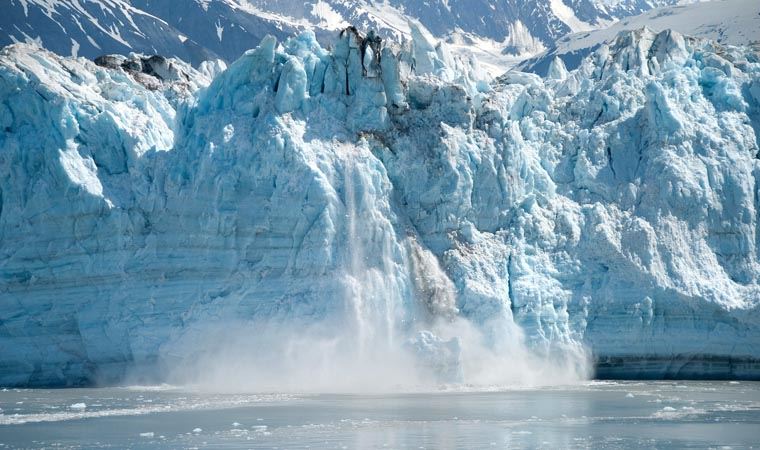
[
  {"xmin": 1, "ymin": 0, "xmax": 685, "ymax": 71},
  {"xmin": 1, "ymin": 23, "xmax": 759, "ymax": 387},
  {"xmin": 0, "ymin": 0, "xmax": 295, "ymax": 66},
  {"xmin": 520, "ymin": 0, "xmax": 760, "ymax": 75}
]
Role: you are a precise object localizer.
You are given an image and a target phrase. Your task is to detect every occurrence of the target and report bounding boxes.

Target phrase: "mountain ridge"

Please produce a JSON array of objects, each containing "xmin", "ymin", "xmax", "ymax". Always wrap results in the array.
[{"xmin": 1, "ymin": 0, "xmax": 687, "ymax": 71}]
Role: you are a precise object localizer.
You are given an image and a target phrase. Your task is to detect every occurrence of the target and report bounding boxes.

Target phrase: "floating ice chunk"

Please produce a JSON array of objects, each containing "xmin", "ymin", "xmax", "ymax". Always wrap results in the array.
[
  {"xmin": 139, "ymin": 432, "xmax": 154, "ymax": 438},
  {"xmin": 192, "ymin": 428, "xmax": 202, "ymax": 433}
]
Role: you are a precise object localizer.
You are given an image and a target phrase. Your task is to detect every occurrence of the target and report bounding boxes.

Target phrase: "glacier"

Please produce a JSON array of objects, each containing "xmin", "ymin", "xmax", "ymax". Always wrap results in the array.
[
  {"xmin": 1, "ymin": 25, "xmax": 760, "ymax": 388},
  {"xmin": 520, "ymin": 0, "xmax": 760, "ymax": 76}
]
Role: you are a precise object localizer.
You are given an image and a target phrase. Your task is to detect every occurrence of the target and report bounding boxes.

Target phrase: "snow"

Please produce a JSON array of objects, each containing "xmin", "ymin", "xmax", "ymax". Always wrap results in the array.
[
  {"xmin": 70, "ymin": 38, "xmax": 79, "ymax": 58},
  {"xmin": 521, "ymin": 0, "xmax": 760, "ymax": 74},
  {"xmin": 1, "ymin": 0, "xmax": 688, "ymax": 73},
  {"xmin": 571, "ymin": 0, "xmax": 760, "ymax": 50},
  {"xmin": 549, "ymin": 0, "xmax": 595, "ymax": 32},
  {"xmin": 215, "ymin": 20, "xmax": 224, "ymax": 42},
  {"xmin": 1, "ymin": 24, "xmax": 760, "ymax": 387},
  {"xmin": 1, "ymin": 0, "xmax": 221, "ymax": 66},
  {"xmin": 310, "ymin": 0, "xmax": 348, "ymax": 29}
]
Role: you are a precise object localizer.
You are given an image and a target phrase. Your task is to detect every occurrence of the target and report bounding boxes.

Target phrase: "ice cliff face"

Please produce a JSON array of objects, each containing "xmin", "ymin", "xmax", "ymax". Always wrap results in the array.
[{"xmin": 1, "ymin": 26, "xmax": 760, "ymax": 387}]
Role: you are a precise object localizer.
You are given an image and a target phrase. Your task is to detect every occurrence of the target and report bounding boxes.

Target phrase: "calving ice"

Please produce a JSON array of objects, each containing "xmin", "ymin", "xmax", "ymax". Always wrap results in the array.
[{"xmin": 1, "ymin": 22, "xmax": 759, "ymax": 388}]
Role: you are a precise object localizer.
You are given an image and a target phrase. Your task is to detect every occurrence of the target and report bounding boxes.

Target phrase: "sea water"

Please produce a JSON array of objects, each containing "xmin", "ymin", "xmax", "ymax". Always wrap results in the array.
[{"xmin": 1, "ymin": 381, "xmax": 759, "ymax": 449}]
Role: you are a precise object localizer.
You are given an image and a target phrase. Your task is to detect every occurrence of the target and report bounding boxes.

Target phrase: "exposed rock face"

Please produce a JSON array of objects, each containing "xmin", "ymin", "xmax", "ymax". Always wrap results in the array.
[{"xmin": 93, "ymin": 53, "xmax": 207, "ymax": 91}]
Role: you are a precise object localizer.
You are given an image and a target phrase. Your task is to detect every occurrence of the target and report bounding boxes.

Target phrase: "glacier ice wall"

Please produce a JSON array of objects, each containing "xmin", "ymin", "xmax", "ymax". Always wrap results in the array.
[{"xmin": 1, "ymin": 26, "xmax": 760, "ymax": 387}]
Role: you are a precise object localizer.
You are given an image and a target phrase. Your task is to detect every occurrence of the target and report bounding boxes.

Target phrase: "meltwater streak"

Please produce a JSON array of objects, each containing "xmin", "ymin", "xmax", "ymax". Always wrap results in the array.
[{"xmin": 154, "ymin": 150, "xmax": 590, "ymax": 393}]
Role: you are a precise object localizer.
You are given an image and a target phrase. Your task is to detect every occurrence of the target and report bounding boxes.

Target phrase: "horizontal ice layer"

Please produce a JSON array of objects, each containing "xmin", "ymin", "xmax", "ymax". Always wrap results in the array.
[{"xmin": 1, "ymin": 26, "xmax": 760, "ymax": 386}]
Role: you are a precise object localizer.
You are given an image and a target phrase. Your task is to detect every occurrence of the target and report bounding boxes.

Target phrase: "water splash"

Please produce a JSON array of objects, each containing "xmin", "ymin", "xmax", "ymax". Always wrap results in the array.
[{"xmin": 158, "ymin": 147, "xmax": 590, "ymax": 392}]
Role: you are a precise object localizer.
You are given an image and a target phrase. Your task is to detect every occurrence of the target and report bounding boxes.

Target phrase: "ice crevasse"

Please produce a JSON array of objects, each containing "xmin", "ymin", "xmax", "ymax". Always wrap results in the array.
[{"xmin": 1, "ymin": 26, "xmax": 760, "ymax": 387}]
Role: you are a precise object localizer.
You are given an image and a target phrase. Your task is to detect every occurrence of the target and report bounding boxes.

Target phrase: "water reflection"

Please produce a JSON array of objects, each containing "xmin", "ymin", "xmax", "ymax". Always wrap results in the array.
[{"xmin": 1, "ymin": 381, "xmax": 759, "ymax": 448}]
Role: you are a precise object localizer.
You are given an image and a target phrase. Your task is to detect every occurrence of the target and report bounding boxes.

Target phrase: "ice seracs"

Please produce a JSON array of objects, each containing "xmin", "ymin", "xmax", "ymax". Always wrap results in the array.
[
  {"xmin": 1, "ymin": 24, "xmax": 760, "ymax": 387},
  {"xmin": 546, "ymin": 57, "xmax": 568, "ymax": 80}
]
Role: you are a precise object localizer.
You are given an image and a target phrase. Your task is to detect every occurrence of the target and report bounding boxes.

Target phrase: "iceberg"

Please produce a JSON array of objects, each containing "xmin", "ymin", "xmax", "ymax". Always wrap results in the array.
[{"xmin": 1, "ymin": 26, "xmax": 759, "ymax": 388}]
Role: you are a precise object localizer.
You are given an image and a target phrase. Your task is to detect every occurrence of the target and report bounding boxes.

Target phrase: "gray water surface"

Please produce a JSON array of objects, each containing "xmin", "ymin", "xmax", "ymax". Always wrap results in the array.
[{"xmin": 1, "ymin": 381, "xmax": 759, "ymax": 449}]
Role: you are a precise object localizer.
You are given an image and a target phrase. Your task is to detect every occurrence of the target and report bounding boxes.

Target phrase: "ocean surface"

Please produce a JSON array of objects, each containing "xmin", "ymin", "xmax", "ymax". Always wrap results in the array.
[{"xmin": 1, "ymin": 381, "xmax": 759, "ymax": 449}]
